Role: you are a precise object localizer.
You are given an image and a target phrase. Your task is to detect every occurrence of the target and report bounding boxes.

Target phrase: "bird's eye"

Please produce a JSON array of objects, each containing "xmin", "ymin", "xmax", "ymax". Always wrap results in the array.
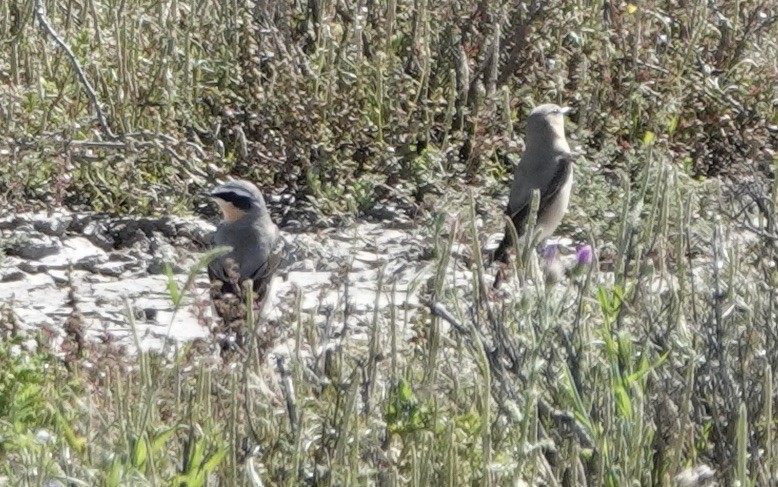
[{"xmin": 552, "ymin": 109, "xmax": 560, "ymax": 114}]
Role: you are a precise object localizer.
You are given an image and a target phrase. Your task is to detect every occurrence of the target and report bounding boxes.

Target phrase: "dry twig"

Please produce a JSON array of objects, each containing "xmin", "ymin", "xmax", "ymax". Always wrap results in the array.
[{"xmin": 33, "ymin": 0, "xmax": 116, "ymax": 140}]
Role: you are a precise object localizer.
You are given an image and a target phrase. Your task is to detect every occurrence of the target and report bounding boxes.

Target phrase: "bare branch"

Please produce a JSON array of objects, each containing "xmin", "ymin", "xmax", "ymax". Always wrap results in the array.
[{"xmin": 34, "ymin": 0, "xmax": 116, "ymax": 140}]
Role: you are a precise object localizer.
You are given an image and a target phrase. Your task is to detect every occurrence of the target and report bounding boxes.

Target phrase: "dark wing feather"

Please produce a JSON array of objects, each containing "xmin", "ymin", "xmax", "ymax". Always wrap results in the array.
[
  {"xmin": 244, "ymin": 235, "xmax": 284, "ymax": 302},
  {"xmin": 534, "ymin": 154, "xmax": 573, "ymax": 222},
  {"xmin": 491, "ymin": 154, "xmax": 573, "ymax": 265}
]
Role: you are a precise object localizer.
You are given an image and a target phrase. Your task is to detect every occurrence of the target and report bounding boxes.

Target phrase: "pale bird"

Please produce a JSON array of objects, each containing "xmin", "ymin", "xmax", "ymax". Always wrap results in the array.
[{"xmin": 492, "ymin": 103, "xmax": 575, "ymax": 270}]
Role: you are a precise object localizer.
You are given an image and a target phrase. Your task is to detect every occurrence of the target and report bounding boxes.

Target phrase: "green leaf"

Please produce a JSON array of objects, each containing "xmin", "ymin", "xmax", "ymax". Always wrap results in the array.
[
  {"xmin": 151, "ymin": 426, "xmax": 178, "ymax": 456},
  {"xmin": 164, "ymin": 264, "xmax": 180, "ymax": 305},
  {"xmin": 131, "ymin": 435, "xmax": 148, "ymax": 470}
]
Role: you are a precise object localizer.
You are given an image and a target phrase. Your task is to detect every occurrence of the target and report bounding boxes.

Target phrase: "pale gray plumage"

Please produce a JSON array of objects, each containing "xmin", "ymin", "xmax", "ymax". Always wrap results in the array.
[
  {"xmin": 208, "ymin": 179, "xmax": 282, "ymax": 302},
  {"xmin": 493, "ymin": 103, "xmax": 574, "ymax": 266}
]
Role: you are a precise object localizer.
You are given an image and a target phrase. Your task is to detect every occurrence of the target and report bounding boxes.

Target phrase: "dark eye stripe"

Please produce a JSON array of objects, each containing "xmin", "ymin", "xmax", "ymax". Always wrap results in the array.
[{"xmin": 213, "ymin": 191, "xmax": 254, "ymax": 210}]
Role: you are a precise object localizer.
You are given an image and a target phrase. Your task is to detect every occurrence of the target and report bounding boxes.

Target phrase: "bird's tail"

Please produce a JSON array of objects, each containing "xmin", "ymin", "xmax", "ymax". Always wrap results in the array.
[{"xmin": 490, "ymin": 231, "xmax": 512, "ymax": 267}]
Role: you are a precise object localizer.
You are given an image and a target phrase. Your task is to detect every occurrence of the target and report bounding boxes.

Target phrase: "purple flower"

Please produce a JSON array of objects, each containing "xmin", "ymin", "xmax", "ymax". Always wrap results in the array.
[
  {"xmin": 542, "ymin": 244, "xmax": 564, "ymax": 284},
  {"xmin": 576, "ymin": 244, "xmax": 593, "ymax": 266},
  {"xmin": 542, "ymin": 244, "xmax": 560, "ymax": 263}
]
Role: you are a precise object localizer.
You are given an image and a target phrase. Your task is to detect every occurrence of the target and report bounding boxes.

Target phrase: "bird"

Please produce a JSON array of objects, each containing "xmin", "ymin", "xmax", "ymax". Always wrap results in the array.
[
  {"xmin": 207, "ymin": 179, "xmax": 283, "ymax": 349},
  {"xmin": 491, "ymin": 103, "xmax": 575, "ymax": 275}
]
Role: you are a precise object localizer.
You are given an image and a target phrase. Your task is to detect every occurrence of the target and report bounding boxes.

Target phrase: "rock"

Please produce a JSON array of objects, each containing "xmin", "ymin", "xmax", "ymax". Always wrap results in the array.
[
  {"xmin": 39, "ymin": 237, "xmax": 108, "ymax": 270},
  {"xmin": 107, "ymin": 252, "xmax": 146, "ymax": 274},
  {"xmin": 286, "ymin": 259, "xmax": 316, "ymax": 272},
  {"xmin": 19, "ymin": 261, "xmax": 44, "ymax": 273},
  {"xmin": 153, "ymin": 216, "xmax": 178, "ymax": 238},
  {"xmin": 89, "ymin": 275, "xmax": 169, "ymax": 296},
  {"xmin": 286, "ymin": 271, "xmax": 333, "ymax": 287},
  {"xmin": 147, "ymin": 232, "xmax": 181, "ymax": 274},
  {"xmin": 5, "ymin": 219, "xmax": 34, "ymax": 232},
  {"xmin": 675, "ymin": 465, "xmax": 715, "ymax": 487},
  {"xmin": 109, "ymin": 251, "xmax": 139, "ymax": 263},
  {"xmin": 349, "ymin": 283, "xmax": 393, "ymax": 312},
  {"xmin": 82, "ymin": 221, "xmax": 115, "ymax": 250},
  {"xmin": 32, "ymin": 213, "xmax": 73, "ymax": 236},
  {"xmin": 353, "ymin": 250, "xmax": 385, "ymax": 266},
  {"xmin": 0, "ymin": 217, "xmax": 15, "ymax": 230},
  {"xmin": 83, "ymin": 261, "xmax": 129, "ymax": 277},
  {"xmin": 7, "ymin": 231, "xmax": 62, "ymax": 260},
  {"xmin": 120, "ymin": 228, "xmax": 151, "ymax": 252},
  {"xmin": 366, "ymin": 203, "xmax": 403, "ymax": 222},
  {"xmin": 1, "ymin": 256, "xmax": 24, "ymax": 280},
  {"xmin": 1, "ymin": 269, "xmax": 25, "ymax": 282},
  {"xmin": 174, "ymin": 219, "xmax": 215, "ymax": 246},
  {"xmin": 0, "ymin": 272, "xmax": 56, "ymax": 300},
  {"xmin": 48, "ymin": 269, "xmax": 70, "ymax": 284}
]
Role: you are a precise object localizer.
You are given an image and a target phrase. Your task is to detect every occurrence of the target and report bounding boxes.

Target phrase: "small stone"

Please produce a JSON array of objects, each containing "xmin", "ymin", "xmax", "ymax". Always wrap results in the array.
[
  {"xmin": 7, "ymin": 272, "xmax": 56, "ymax": 293},
  {"xmin": 174, "ymin": 219, "xmax": 215, "ymax": 246},
  {"xmin": 282, "ymin": 218, "xmax": 303, "ymax": 230},
  {"xmin": 286, "ymin": 271, "xmax": 333, "ymax": 287},
  {"xmin": 133, "ymin": 307, "xmax": 148, "ymax": 320},
  {"xmin": 8, "ymin": 220, "xmax": 34, "ymax": 232},
  {"xmin": 120, "ymin": 228, "xmax": 151, "ymax": 252},
  {"xmin": 48, "ymin": 269, "xmax": 70, "ymax": 284},
  {"xmin": 19, "ymin": 262, "xmax": 44, "ymax": 273},
  {"xmin": 1, "ymin": 269, "xmax": 25, "ymax": 282},
  {"xmin": 144, "ymin": 308, "xmax": 158, "ymax": 321},
  {"xmin": 148, "ymin": 233, "xmax": 181, "ymax": 274},
  {"xmin": 354, "ymin": 251, "xmax": 384, "ymax": 265},
  {"xmin": 82, "ymin": 221, "xmax": 114, "ymax": 250},
  {"xmin": 675, "ymin": 464, "xmax": 715, "ymax": 487},
  {"xmin": 367, "ymin": 203, "xmax": 401, "ymax": 221},
  {"xmin": 39, "ymin": 237, "xmax": 108, "ymax": 270},
  {"xmin": 375, "ymin": 229, "xmax": 408, "ymax": 244},
  {"xmin": 109, "ymin": 251, "xmax": 138, "ymax": 263},
  {"xmin": 88, "ymin": 261, "xmax": 130, "ymax": 277},
  {"xmin": 154, "ymin": 216, "xmax": 179, "ymax": 238},
  {"xmin": 286, "ymin": 259, "xmax": 316, "ymax": 272},
  {"xmin": 8, "ymin": 232, "xmax": 62, "ymax": 260},
  {"xmin": 0, "ymin": 217, "xmax": 17, "ymax": 230},
  {"xmin": 32, "ymin": 213, "xmax": 73, "ymax": 236}
]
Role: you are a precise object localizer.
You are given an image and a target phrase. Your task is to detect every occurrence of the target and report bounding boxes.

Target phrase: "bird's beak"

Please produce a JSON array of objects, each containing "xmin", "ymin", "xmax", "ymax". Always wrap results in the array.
[{"xmin": 560, "ymin": 106, "xmax": 572, "ymax": 115}]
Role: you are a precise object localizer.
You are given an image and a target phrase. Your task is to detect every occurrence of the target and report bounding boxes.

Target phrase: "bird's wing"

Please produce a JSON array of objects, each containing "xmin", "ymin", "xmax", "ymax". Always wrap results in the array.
[
  {"xmin": 508, "ymin": 153, "xmax": 573, "ymax": 232},
  {"xmin": 244, "ymin": 230, "xmax": 284, "ymax": 300},
  {"xmin": 535, "ymin": 153, "xmax": 573, "ymax": 219},
  {"xmin": 207, "ymin": 224, "xmax": 237, "ymax": 288}
]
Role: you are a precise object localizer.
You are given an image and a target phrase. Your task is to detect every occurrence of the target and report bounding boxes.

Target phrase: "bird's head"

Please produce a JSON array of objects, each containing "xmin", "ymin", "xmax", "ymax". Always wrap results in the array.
[
  {"xmin": 210, "ymin": 179, "xmax": 268, "ymax": 223},
  {"xmin": 525, "ymin": 103, "xmax": 571, "ymax": 146}
]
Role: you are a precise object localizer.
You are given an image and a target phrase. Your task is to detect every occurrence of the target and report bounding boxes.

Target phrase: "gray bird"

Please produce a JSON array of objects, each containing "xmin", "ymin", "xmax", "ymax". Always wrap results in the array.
[
  {"xmin": 208, "ymin": 179, "xmax": 282, "ymax": 304},
  {"xmin": 492, "ymin": 103, "xmax": 575, "ymax": 267}
]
